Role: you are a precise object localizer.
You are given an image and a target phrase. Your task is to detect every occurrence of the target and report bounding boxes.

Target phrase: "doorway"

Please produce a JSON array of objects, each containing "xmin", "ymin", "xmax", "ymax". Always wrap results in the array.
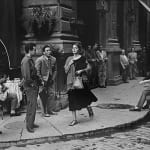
[{"xmin": 76, "ymin": 0, "xmax": 97, "ymax": 48}]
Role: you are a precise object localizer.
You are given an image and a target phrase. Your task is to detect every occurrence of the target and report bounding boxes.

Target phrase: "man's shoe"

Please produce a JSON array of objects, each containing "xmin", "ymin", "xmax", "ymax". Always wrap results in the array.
[
  {"xmin": 99, "ymin": 85, "xmax": 105, "ymax": 88},
  {"xmin": 33, "ymin": 124, "xmax": 39, "ymax": 128},
  {"xmin": 129, "ymin": 107, "xmax": 141, "ymax": 111},
  {"xmin": 26, "ymin": 127, "xmax": 34, "ymax": 133},
  {"xmin": 69, "ymin": 120, "xmax": 78, "ymax": 126},
  {"xmin": 49, "ymin": 111, "xmax": 57, "ymax": 115},
  {"xmin": 142, "ymin": 105, "xmax": 149, "ymax": 109},
  {"xmin": 10, "ymin": 112, "xmax": 21, "ymax": 117},
  {"xmin": 44, "ymin": 113, "xmax": 50, "ymax": 117}
]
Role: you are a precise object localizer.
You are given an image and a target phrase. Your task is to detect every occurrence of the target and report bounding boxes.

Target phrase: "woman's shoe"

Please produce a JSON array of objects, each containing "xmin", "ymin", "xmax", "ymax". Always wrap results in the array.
[
  {"xmin": 26, "ymin": 127, "xmax": 34, "ymax": 133},
  {"xmin": 129, "ymin": 107, "xmax": 141, "ymax": 111},
  {"xmin": 69, "ymin": 120, "xmax": 78, "ymax": 126},
  {"xmin": 87, "ymin": 107, "xmax": 94, "ymax": 118},
  {"xmin": 10, "ymin": 112, "xmax": 21, "ymax": 117},
  {"xmin": 49, "ymin": 111, "xmax": 57, "ymax": 115},
  {"xmin": 44, "ymin": 113, "xmax": 50, "ymax": 117}
]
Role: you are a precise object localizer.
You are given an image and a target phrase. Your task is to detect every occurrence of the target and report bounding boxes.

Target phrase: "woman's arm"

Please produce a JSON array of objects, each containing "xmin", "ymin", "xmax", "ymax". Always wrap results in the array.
[{"xmin": 76, "ymin": 60, "xmax": 91, "ymax": 75}]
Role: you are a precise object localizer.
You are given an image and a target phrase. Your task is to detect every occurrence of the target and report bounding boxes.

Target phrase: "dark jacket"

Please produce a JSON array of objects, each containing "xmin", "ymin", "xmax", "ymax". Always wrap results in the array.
[{"xmin": 21, "ymin": 55, "xmax": 40, "ymax": 88}]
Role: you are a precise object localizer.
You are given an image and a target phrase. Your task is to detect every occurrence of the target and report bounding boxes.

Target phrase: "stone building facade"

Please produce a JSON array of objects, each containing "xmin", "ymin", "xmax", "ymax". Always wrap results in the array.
[{"xmin": 1, "ymin": 0, "xmax": 150, "ymax": 92}]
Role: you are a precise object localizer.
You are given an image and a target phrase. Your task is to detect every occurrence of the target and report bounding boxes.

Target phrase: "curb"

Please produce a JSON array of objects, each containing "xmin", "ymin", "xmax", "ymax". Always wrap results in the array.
[{"xmin": 0, "ymin": 110, "xmax": 150, "ymax": 149}]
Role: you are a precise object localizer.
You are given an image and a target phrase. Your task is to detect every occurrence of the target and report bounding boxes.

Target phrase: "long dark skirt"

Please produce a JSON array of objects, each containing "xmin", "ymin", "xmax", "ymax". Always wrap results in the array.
[{"xmin": 67, "ymin": 88, "xmax": 97, "ymax": 111}]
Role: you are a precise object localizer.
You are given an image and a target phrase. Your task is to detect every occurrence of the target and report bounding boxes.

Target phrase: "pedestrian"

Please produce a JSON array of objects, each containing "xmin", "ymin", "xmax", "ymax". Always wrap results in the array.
[
  {"xmin": 130, "ymin": 77, "xmax": 150, "ymax": 111},
  {"xmin": 35, "ymin": 44, "xmax": 57, "ymax": 117},
  {"xmin": 86, "ymin": 44, "xmax": 99, "ymax": 88},
  {"xmin": 130, "ymin": 72, "xmax": 150, "ymax": 111},
  {"xmin": 128, "ymin": 47, "xmax": 137, "ymax": 80},
  {"xmin": 0, "ymin": 73, "xmax": 21, "ymax": 117},
  {"xmin": 95, "ymin": 43, "xmax": 108, "ymax": 88},
  {"xmin": 64, "ymin": 43, "xmax": 97, "ymax": 126},
  {"xmin": 21, "ymin": 43, "xmax": 41, "ymax": 133},
  {"xmin": 84, "ymin": 45, "xmax": 92, "ymax": 60},
  {"xmin": 120, "ymin": 49, "xmax": 129, "ymax": 83}
]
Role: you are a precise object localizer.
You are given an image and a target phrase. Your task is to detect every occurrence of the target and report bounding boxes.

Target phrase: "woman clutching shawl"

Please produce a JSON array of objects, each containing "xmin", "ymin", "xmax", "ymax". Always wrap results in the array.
[{"xmin": 64, "ymin": 43, "xmax": 97, "ymax": 126}]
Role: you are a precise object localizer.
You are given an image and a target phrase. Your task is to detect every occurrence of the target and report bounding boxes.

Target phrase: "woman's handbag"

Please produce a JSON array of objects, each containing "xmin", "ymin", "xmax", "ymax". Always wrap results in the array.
[{"xmin": 73, "ymin": 77, "xmax": 83, "ymax": 89}]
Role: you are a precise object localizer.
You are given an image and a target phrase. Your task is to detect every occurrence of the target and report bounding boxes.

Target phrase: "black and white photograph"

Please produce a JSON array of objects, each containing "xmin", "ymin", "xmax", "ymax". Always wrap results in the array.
[{"xmin": 1, "ymin": 0, "xmax": 150, "ymax": 149}]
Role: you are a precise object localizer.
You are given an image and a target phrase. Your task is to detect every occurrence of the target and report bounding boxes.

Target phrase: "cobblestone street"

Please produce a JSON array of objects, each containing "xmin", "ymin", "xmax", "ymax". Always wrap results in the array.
[
  {"xmin": 1, "ymin": 0, "xmax": 150, "ymax": 149},
  {"xmin": 5, "ymin": 120, "xmax": 150, "ymax": 150},
  {"xmin": 4, "ymin": 77, "xmax": 150, "ymax": 150}
]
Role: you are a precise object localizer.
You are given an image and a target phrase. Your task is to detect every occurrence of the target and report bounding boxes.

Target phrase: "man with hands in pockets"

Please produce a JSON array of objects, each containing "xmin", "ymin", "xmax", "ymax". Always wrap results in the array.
[{"xmin": 35, "ymin": 44, "xmax": 57, "ymax": 117}]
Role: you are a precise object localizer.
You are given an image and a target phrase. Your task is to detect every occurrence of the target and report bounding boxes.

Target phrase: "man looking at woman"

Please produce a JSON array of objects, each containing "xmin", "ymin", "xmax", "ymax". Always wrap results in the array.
[{"xmin": 35, "ymin": 44, "xmax": 57, "ymax": 117}]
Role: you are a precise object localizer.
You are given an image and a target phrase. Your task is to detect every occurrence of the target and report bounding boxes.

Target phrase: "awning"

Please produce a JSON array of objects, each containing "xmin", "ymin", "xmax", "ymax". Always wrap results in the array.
[{"xmin": 138, "ymin": 0, "xmax": 150, "ymax": 12}]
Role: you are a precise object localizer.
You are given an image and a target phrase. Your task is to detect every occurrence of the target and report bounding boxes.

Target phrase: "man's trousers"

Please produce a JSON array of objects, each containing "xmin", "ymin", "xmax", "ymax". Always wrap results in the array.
[{"xmin": 25, "ymin": 87, "xmax": 38, "ymax": 129}]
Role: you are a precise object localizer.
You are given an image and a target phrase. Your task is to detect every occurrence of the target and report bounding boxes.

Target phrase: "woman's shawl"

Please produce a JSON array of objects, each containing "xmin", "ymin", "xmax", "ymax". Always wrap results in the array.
[{"xmin": 64, "ymin": 56, "xmax": 75, "ymax": 90}]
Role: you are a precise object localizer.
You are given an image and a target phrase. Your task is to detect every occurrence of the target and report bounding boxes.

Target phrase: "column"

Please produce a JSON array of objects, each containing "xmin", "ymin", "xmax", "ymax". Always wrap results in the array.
[
  {"xmin": 132, "ymin": 0, "xmax": 141, "ymax": 51},
  {"xmin": 105, "ymin": 0, "xmax": 122, "ymax": 85},
  {"xmin": 146, "ymin": 0, "xmax": 150, "ymax": 71}
]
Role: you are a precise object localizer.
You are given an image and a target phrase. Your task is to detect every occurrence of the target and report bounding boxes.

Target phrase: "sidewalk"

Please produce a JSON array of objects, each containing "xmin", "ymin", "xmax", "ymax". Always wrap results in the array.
[{"xmin": 0, "ymin": 77, "xmax": 149, "ymax": 149}]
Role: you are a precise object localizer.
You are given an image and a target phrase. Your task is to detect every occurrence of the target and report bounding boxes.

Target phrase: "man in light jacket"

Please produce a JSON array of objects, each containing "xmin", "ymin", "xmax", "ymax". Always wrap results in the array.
[
  {"xmin": 120, "ymin": 49, "xmax": 129, "ymax": 83},
  {"xmin": 35, "ymin": 44, "xmax": 57, "ymax": 117}
]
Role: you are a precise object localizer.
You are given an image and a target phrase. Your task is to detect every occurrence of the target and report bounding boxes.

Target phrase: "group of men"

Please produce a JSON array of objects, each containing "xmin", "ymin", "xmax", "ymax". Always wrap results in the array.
[
  {"xmin": 0, "ymin": 43, "xmax": 57, "ymax": 134},
  {"xmin": 85, "ymin": 45, "xmax": 138, "ymax": 87},
  {"xmin": 120, "ymin": 47, "xmax": 150, "ymax": 111},
  {"xmin": 85, "ymin": 44, "xmax": 138, "ymax": 89},
  {"xmin": 84, "ymin": 43, "xmax": 108, "ymax": 88},
  {"xmin": 20, "ymin": 43, "xmax": 57, "ymax": 133},
  {"xmin": 120, "ymin": 47, "xmax": 138, "ymax": 83}
]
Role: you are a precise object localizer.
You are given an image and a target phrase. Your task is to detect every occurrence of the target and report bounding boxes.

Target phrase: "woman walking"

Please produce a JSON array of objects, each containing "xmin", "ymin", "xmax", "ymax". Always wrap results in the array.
[{"xmin": 64, "ymin": 43, "xmax": 97, "ymax": 126}]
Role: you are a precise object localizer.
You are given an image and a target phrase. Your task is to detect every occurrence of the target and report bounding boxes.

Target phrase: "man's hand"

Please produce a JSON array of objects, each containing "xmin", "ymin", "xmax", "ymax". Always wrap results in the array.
[{"xmin": 76, "ymin": 70, "xmax": 84, "ymax": 75}]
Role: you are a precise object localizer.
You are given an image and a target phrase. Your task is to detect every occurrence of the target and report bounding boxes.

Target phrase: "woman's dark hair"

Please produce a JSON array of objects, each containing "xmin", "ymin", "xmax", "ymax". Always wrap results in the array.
[
  {"xmin": 25, "ymin": 43, "xmax": 36, "ymax": 53},
  {"xmin": 73, "ymin": 42, "xmax": 82, "ymax": 54}
]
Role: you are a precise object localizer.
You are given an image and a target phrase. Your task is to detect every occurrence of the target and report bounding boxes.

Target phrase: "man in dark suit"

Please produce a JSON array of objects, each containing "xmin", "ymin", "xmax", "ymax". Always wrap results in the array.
[{"xmin": 35, "ymin": 44, "xmax": 57, "ymax": 117}]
